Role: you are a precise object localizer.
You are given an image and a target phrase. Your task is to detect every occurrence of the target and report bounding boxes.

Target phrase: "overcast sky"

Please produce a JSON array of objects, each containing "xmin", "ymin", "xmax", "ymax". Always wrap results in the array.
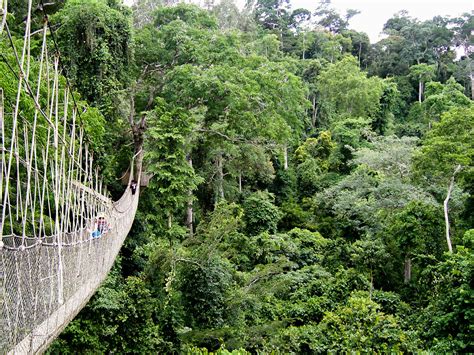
[
  {"xmin": 299, "ymin": 0, "xmax": 472, "ymax": 43},
  {"xmin": 125, "ymin": 0, "xmax": 472, "ymax": 43}
]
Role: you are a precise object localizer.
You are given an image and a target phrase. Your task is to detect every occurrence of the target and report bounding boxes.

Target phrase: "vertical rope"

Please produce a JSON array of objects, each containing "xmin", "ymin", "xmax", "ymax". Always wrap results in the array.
[
  {"xmin": 0, "ymin": 0, "xmax": 7, "ymax": 35},
  {"xmin": 0, "ymin": 88, "xmax": 4, "ymax": 242},
  {"xmin": 39, "ymin": 129, "xmax": 51, "ymax": 240},
  {"xmin": 1, "ymin": 0, "xmax": 32, "ymax": 242},
  {"xmin": 22, "ymin": 20, "xmax": 48, "ymax": 240}
]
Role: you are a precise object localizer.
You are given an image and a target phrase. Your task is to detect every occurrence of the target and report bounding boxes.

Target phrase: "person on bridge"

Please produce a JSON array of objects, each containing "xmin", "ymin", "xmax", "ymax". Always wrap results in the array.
[
  {"xmin": 97, "ymin": 213, "xmax": 110, "ymax": 234},
  {"xmin": 91, "ymin": 213, "xmax": 110, "ymax": 238},
  {"xmin": 130, "ymin": 179, "xmax": 137, "ymax": 195}
]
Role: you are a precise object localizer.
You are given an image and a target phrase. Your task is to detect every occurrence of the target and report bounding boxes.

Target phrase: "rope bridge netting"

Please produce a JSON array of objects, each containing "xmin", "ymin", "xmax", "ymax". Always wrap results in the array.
[{"xmin": 0, "ymin": 1, "xmax": 140, "ymax": 353}]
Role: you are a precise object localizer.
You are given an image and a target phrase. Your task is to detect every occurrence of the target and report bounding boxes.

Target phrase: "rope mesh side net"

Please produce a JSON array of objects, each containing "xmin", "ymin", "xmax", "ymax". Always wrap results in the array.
[{"xmin": 0, "ymin": 2, "xmax": 140, "ymax": 353}]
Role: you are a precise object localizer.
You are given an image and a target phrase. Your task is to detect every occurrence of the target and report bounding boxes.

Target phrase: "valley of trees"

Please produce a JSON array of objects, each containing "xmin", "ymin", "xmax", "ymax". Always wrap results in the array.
[{"xmin": 4, "ymin": 0, "xmax": 473, "ymax": 353}]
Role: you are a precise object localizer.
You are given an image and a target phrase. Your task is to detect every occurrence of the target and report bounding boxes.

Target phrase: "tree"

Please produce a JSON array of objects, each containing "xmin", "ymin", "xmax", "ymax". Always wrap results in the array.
[
  {"xmin": 49, "ymin": 271, "xmax": 163, "ymax": 353},
  {"xmin": 316, "ymin": 56, "xmax": 384, "ymax": 125},
  {"xmin": 252, "ymin": 0, "xmax": 290, "ymax": 33},
  {"xmin": 145, "ymin": 101, "xmax": 203, "ymax": 232},
  {"xmin": 409, "ymin": 63, "xmax": 436, "ymax": 102},
  {"xmin": 294, "ymin": 131, "xmax": 337, "ymax": 195},
  {"xmin": 312, "ymin": 165, "xmax": 435, "ymax": 239},
  {"xmin": 212, "ymin": 0, "xmax": 242, "ymax": 30},
  {"xmin": 179, "ymin": 255, "xmax": 233, "ymax": 329},
  {"xmin": 342, "ymin": 29, "xmax": 371, "ymax": 68},
  {"xmin": 422, "ymin": 77, "xmax": 471, "ymax": 123},
  {"xmin": 372, "ymin": 13, "xmax": 455, "ymax": 79},
  {"xmin": 42, "ymin": 1, "xmax": 474, "ymax": 352},
  {"xmin": 132, "ymin": 0, "xmax": 164, "ymax": 28},
  {"xmin": 385, "ymin": 201, "xmax": 444, "ymax": 283},
  {"xmin": 352, "ymin": 135, "xmax": 419, "ymax": 180},
  {"xmin": 451, "ymin": 12, "xmax": 473, "ymax": 99},
  {"xmin": 351, "ymin": 236, "xmax": 390, "ymax": 297},
  {"xmin": 413, "ymin": 106, "xmax": 474, "ymax": 252},
  {"xmin": 314, "ymin": 294, "xmax": 419, "ymax": 352},
  {"xmin": 53, "ymin": 0, "xmax": 132, "ymax": 112},
  {"xmin": 243, "ymin": 191, "xmax": 282, "ymax": 236},
  {"xmin": 417, "ymin": 230, "xmax": 474, "ymax": 352},
  {"xmin": 313, "ymin": 0, "xmax": 360, "ymax": 34},
  {"xmin": 372, "ymin": 79, "xmax": 399, "ymax": 135}
]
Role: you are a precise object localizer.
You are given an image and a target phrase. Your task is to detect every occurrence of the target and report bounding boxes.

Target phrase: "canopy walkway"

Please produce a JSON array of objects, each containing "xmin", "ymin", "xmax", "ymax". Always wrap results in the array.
[{"xmin": 0, "ymin": 1, "xmax": 140, "ymax": 353}]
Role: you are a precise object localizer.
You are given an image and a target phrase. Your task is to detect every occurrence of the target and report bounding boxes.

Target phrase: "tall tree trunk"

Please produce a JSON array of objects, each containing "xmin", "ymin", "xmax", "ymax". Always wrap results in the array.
[
  {"xmin": 186, "ymin": 155, "xmax": 193, "ymax": 237},
  {"xmin": 128, "ymin": 95, "xmax": 146, "ymax": 182},
  {"xmin": 444, "ymin": 164, "xmax": 462, "ymax": 253},
  {"xmin": 283, "ymin": 145, "xmax": 288, "ymax": 170},
  {"xmin": 238, "ymin": 171, "xmax": 242, "ymax": 193},
  {"xmin": 302, "ymin": 31, "xmax": 306, "ymax": 60},
  {"xmin": 311, "ymin": 96, "xmax": 318, "ymax": 128},
  {"xmin": 167, "ymin": 214, "xmax": 173, "ymax": 246},
  {"xmin": 470, "ymin": 73, "xmax": 474, "ymax": 101},
  {"xmin": 369, "ymin": 270, "xmax": 373, "ymax": 299},
  {"xmin": 216, "ymin": 153, "xmax": 224, "ymax": 201},
  {"xmin": 418, "ymin": 81, "xmax": 423, "ymax": 103},
  {"xmin": 404, "ymin": 257, "xmax": 411, "ymax": 283},
  {"xmin": 358, "ymin": 42, "xmax": 362, "ymax": 67}
]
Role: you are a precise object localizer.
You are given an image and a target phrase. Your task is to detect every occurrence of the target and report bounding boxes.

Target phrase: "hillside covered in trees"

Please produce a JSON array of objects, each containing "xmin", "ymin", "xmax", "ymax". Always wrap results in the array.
[{"xmin": 5, "ymin": 0, "xmax": 473, "ymax": 353}]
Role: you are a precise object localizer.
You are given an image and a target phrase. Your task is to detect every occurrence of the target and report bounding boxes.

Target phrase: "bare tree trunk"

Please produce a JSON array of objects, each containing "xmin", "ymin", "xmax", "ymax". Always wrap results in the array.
[
  {"xmin": 238, "ymin": 171, "xmax": 242, "ymax": 193},
  {"xmin": 302, "ymin": 31, "xmax": 306, "ymax": 60},
  {"xmin": 369, "ymin": 270, "xmax": 373, "ymax": 299},
  {"xmin": 283, "ymin": 145, "xmax": 288, "ymax": 170},
  {"xmin": 0, "ymin": 1, "xmax": 7, "ymax": 36},
  {"xmin": 444, "ymin": 164, "xmax": 462, "ymax": 253},
  {"xmin": 404, "ymin": 257, "xmax": 411, "ymax": 283},
  {"xmin": 311, "ymin": 96, "xmax": 318, "ymax": 128},
  {"xmin": 128, "ymin": 95, "xmax": 146, "ymax": 181},
  {"xmin": 470, "ymin": 73, "xmax": 474, "ymax": 101},
  {"xmin": 186, "ymin": 155, "xmax": 193, "ymax": 237},
  {"xmin": 358, "ymin": 42, "xmax": 362, "ymax": 67},
  {"xmin": 418, "ymin": 81, "xmax": 423, "ymax": 103},
  {"xmin": 216, "ymin": 153, "xmax": 224, "ymax": 201}
]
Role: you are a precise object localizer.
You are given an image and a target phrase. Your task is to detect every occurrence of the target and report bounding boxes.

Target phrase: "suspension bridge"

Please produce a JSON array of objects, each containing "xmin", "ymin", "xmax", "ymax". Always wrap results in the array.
[{"xmin": 0, "ymin": 1, "xmax": 141, "ymax": 353}]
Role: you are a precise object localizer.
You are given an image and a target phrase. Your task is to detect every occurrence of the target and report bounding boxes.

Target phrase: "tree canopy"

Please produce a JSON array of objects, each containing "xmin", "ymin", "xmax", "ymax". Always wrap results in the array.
[{"xmin": 11, "ymin": 0, "xmax": 469, "ymax": 353}]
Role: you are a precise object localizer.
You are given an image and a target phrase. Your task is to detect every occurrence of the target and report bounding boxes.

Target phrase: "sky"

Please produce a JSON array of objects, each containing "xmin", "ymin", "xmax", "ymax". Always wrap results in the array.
[
  {"xmin": 125, "ymin": 0, "xmax": 472, "ymax": 43},
  {"xmin": 299, "ymin": 0, "xmax": 472, "ymax": 43}
]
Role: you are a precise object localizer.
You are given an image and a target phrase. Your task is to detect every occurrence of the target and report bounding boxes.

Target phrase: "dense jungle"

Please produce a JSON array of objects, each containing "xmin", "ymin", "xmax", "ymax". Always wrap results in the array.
[{"xmin": 2, "ymin": 0, "xmax": 473, "ymax": 352}]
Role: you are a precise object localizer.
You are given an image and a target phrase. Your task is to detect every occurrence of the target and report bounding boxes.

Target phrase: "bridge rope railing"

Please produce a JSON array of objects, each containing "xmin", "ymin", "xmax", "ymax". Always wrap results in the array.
[{"xmin": 0, "ymin": 1, "xmax": 141, "ymax": 353}]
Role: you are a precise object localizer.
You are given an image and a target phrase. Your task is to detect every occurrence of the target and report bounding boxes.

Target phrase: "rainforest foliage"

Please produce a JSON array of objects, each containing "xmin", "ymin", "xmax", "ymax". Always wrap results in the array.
[{"xmin": 5, "ymin": 0, "xmax": 473, "ymax": 353}]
